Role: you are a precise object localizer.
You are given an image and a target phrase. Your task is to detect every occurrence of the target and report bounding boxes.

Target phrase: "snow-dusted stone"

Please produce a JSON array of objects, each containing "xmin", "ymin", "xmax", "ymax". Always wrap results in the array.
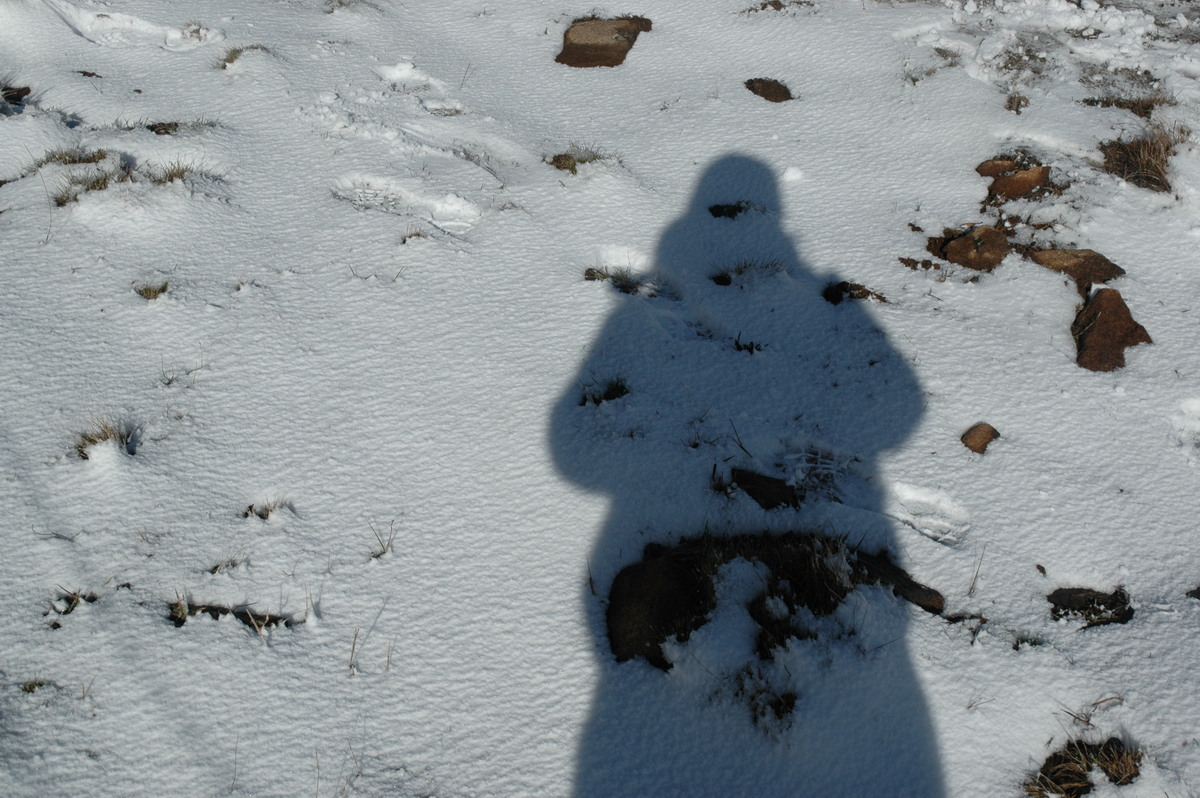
[
  {"xmin": 1071, "ymin": 288, "xmax": 1151, "ymax": 372},
  {"xmin": 933, "ymin": 225, "xmax": 1011, "ymax": 271},
  {"xmin": 960, "ymin": 422, "xmax": 1000, "ymax": 454},
  {"xmin": 555, "ymin": 17, "xmax": 652, "ymax": 68},
  {"xmin": 1030, "ymin": 248, "xmax": 1125, "ymax": 297}
]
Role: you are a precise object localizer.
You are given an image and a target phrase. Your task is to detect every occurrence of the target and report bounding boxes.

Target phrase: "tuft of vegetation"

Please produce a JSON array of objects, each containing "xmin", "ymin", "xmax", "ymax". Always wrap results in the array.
[
  {"xmin": 1024, "ymin": 737, "xmax": 1142, "ymax": 798},
  {"xmin": 21, "ymin": 680, "xmax": 49, "ymax": 693},
  {"xmin": 37, "ymin": 147, "xmax": 108, "ymax": 167},
  {"xmin": 1098, "ymin": 123, "xmax": 1187, "ymax": 192},
  {"xmin": 548, "ymin": 143, "xmax": 613, "ymax": 175},
  {"xmin": 133, "ymin": 280, "xmax": 169, "ymax": 300},
  {"xmin": 369, "ymin": 520, "xmax": 397, "ymax": 559},
  {"xmin": 1082, "ymin": 92, "xmax": 1172, "ymax": 120},
  {"xmin": 219, "ymin": 44, "xmax": 268, "ymax": 69},
  {"xmin": 149, "ymin": 160, "xmax": 196, "ymax": 184},
  {"xmin": 146, "ymin": 121, "xmax": 180, "ymax": 136},
  {"xmin": 1006, "ymin": 93, "xmax": 1030, "ymax": 114},
  {"xmin": 45, "ymin": 588, "xmax": 98, "ymax": 629},
  {"xmin": 583, "ymin": 265, "xmax": 656, "ymax": 296},
  {"xmin": 75, "ymin": 418, "xmax": 139, "ymax": 459}
]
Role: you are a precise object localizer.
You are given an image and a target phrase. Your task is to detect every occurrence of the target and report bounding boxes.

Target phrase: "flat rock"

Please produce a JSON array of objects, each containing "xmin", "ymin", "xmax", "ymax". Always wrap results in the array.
[
  {"xmin": 989, "ymin": 165, "xmax": 1051, "ymax": 200},
  {"xmin": 960, "ymin": 422, "xmax": 1000, "ymax": 454},
  {"xmin": 1031, "ymin": 249, "xmax": 1125, "ymax": 296},
  {"xmin": 555, "ymin": 17, "xmax": 652, "ymax": 68},
  {"xmin": 934, "ymin": 225, "xmax": 1011, "ymax": 271},
  {"xmin": 1071, "ymin": 288, "xmax": 1151, "ymax": 371},
  {"xmin": 744, "ymin": 78, "xmax": 793, "ymax": 103},
  {"xmin": 731, "ymin": 467, "xmax": 803, "ymax": 509}
]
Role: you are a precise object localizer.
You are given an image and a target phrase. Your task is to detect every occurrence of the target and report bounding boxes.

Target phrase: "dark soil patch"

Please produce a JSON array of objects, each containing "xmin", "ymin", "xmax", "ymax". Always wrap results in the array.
[
  {"xmin": 1029, "ymin": 249, "xmax": 1124, "ymax": 297},
  {"xmin": 928, "ymin": 225, "xmax": 1011, "ymax": 271},
  {"xmin": 1071, "ymin": 289, "xmax": 1151, "ymax": 372},
  {"xmin": 744, "ymin": 78, "xmax": 793, "ymax": 103},
  {"xmin": 1188, "ymin": 585, "xmax": 1200, "ymax": 601},
  {"xmin": 550, "ymin": 153, "xmax": 578, "ymax": 174},
  {"xmin": 1048, "ymin": 586, "xmax": 1133, "ymax": 628},
  {"xmin": 822, "ymin": 281, "xmax": 887, "ymax": 305},
  {"xmin": 168, "ymin": 599, "xmax": 300, "ymax": 631},
  {"xmin": 555, "ymin": 16, "xmax": 652, "ymax": 68},
  {"xmin": 960, "ymin": 422, "xmax": 1000, "ymax": 454},
  {"xmin": 146, "ymin": 121, "xmax": 179, "ymax": 136},
  {"xmin": 606, "ymin": 530, "xmax": 944, "ymax": 671},
  {"xmin": 1024, "ymin": 737, "xmax": 1141, "ymax": 798},
  {"xmin": 78, "ymin": 71, "xmax": 103, "ymax": 78},
  {"xmin": 2, "ymin": 84, "xmax": 31, "ymax": 107},
  {"xmin": 581, "ymin": 378, "xmax": 630, "ymax": 405},
  {"xmin": 708, "ymin": 200, "xmax": 759, "ymax": 219}
]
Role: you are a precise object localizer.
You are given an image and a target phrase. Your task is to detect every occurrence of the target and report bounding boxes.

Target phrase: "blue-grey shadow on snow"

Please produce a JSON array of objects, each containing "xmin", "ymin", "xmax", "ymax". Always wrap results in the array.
[{"xmin": 551, "ymin": 155, "xmax": 945, "ymax": 797}]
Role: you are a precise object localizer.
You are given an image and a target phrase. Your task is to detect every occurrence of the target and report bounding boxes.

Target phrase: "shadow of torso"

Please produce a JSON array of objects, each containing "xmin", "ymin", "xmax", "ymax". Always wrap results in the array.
[{"xmin": 551, "ymin": 156, "xmax": 944, "ymax": 797}]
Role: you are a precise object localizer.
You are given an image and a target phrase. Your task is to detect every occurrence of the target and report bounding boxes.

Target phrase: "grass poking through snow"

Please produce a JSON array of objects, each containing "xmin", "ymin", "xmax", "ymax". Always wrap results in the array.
[{"xmin": 1098, "ymin": 123, "xmax": 1188, "ymax": 192}]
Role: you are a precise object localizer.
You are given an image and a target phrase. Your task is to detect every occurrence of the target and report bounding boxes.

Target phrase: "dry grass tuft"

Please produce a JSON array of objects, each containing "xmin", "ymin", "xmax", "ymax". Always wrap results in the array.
[
  {"xmin": 37, "ymin": 147, "xmax": 108, "ymax": 167},
  {"xmin": 1083, "ymin": 92, "xmax": 1172, "ymax": 120},
  {"xmin": 133, "ymin": 280, "xmax": 169, "ymax": 300},
  {"xmin": 1098, "ymin": 123, "xmax": 1188, "ymax": 192},
  {"xmin": 219, "ymin": 44, "xmax": 268, "ymax": 69},
  {"xmin": 75, "ymin": 418, "xmax": 138, "ymax": 459},
  {"xmin": 1024, "ymin": 737, "xmax": 1142, "ymax": 798}
]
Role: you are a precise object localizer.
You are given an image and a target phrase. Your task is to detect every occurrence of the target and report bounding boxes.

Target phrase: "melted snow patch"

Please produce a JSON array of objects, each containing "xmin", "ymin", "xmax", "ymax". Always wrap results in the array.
[
  {"xmin": 332, "ymin": 173, "xmax": 480, "ymax": 234},
  {"xmin": 42, "ymin": 0, "xmax": 223, "ymax": 51},
  {"xmin": 886, "ymin": 482, "xmax": 971, "ymax": 545}
]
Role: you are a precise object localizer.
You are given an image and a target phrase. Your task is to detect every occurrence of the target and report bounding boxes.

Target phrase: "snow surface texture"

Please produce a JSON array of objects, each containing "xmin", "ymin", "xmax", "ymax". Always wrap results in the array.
[{"xmin": 2, "ymin": 0, "xmax": 1200, "ymax": 795}]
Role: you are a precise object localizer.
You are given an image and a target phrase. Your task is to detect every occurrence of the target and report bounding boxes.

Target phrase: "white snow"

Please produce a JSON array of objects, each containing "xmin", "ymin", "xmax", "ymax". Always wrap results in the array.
[{"xmin": 3, "ymin": 0, "xmax": 1200, "ymax": 795}]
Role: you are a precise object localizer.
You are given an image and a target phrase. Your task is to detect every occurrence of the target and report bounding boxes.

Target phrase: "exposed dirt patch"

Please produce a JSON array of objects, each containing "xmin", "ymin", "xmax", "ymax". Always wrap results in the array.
[
  {"xmin": 1048, "ymin": 586, "xmax": 1133, "ymax": 628},
  {"xmin": 899, "ymin": 256, "xmax": 939, "ymax": 271},
  {"xmin": 1071, "ymin": 289, "xmax": 1151, "ymax": 372},
  {"xmin": 1030, "ymin": 249, "xmax": 1125, "ymax": 297},
  {"xmin": 822, "ymin": 281, "xmax": 887, "ymax": 305},
  {"xmin": 555, "ymin": 17, "xmax": 652, "ymax": 68},
  {"xmin": 1024, "ymin": 737, "xmax": 1141, "ymax": 798},
  {"xmin": 607, "ymin": 531, "xmax": 944, "ymax": 671},
  {"xmin": 581, "ymin": 377, "xmax": 630, "ymax": 405},
  {"xmin": 1082, "ymin": 94, "xmax": 1169, "ymax": 120},
  {"xmin": 146, "ymin": 121, "xmax": 179, "ymax": 136},
  {"xmin": 960, "ymin": 422, "xmax": 1000, "ymax": 454},
  {"xmin": 168, "ymin": 599, "xmax": 301, "ymax": 631},
  {"xmin": 744, "ymin": 78, "xmax": 793, "ymax": 103},
  {"xmin": 928, "ymin": 225, "xmax": 1011, "ymax": 271}
]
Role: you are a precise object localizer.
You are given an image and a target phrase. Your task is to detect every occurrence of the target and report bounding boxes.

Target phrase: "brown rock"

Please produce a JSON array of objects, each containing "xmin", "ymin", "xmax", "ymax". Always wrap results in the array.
[
  {"xmin": 976, "ymin": 158, "xmax": 1020, "ymax": 178},
  {"xmin": 555, "ymin": 17, "xmax": 652, "ymax": 68},
  {"xmin": 989, "ymin": 165, "xmax": 1051, "ymax": 200},
  {"xmin": 744, "ymin": 78, "xmax": 793, "ymax": 103},
  {"xmin": 1071, "ymin": 288, "xmax": 1151, "ymax": 371},
  {"xmin": 731, "ymin": 467, "xmax": 803, "ymax": 509},
  {"xmin": 1030, "ymin": 249, "xmax": 1125, "ymax": 296},
  {"xmin": 607, "ymin": 549, "xmax": 715, "ymax": 671},
  {"xmin": 937, "ymin": 225, "xmax": 1011, "ymax": 271},
  {"xmin": 960, "ymin": 422, "xmax": 1000, "ymax": 454}
]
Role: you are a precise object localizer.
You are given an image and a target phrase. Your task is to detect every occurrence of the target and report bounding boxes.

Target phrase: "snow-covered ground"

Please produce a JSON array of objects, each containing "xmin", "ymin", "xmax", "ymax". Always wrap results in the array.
[{"xmin": 3, "ymin": 0, "xmax": 1200, "ymax": 795}]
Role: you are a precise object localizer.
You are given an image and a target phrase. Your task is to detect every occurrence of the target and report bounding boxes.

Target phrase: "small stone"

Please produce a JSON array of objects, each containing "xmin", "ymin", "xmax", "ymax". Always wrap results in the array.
[
  {"xmin": 937, "ymin": 225, "xmax": 1011, "ymax": 271},
  {"xmin": 976, "ymin": 158, "xmax": 1019, "ymax": 178},
  {"xmin": 960, "ymin": 422, "xmax": 1000, "ymax": 454},
  {"xmin": 1071, "ymin": 288, "xmax": 1151, "ymax": 371}
]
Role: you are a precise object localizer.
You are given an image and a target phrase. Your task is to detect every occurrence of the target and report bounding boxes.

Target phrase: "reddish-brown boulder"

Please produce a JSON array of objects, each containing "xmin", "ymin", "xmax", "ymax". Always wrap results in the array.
[
  {"xmin": 1071, "ymin": 288, "xmax": 1151, "ymax": 371},
  {"xmin": 936, "ymin": 225, "xmax": 1011, "ymax": 271},
  {"xmin": 555, "ymin": 17, "xmax": 652, "ymax": 68},
  {"xmin": 989, "ymin": 165, "xmax": 1052, "ymax": 200},
  {"xmin": 1030, "ymin": 249, "xmax": 1125, "ymax": 296}
]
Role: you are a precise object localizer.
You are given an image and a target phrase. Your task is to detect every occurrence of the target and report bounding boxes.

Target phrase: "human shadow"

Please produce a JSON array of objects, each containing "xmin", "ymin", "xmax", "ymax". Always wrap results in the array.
[{"xmin": 551, "ymin": 155, "xmax": 945, "ymax": 797}]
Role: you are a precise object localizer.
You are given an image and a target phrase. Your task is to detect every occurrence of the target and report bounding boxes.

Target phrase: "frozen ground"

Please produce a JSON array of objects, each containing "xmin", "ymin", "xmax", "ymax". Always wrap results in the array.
[{"xmin": 2, "ymin": 0, "xmax": 1200, "ymax": 795}]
